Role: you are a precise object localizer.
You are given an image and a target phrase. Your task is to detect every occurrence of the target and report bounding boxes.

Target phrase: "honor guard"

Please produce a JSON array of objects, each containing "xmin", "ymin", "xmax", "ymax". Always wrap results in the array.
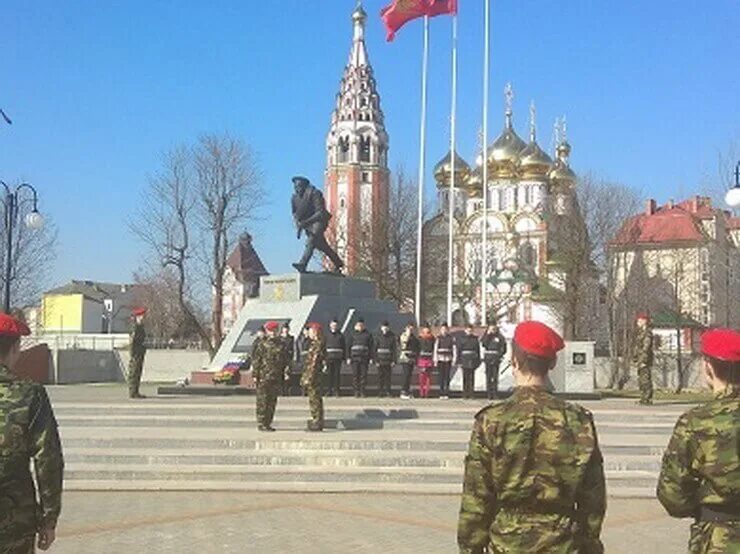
[
  {"xmin": 657, "ymin": 328, "xmax": 739, "ymax": 553},
  {"xmin": 252, "ymin": 321, "xmax": 291, "ymax": 432},
  {"xmin": 280, "ymin": 323, "xmax": 295, "ymax": 396},
  {"xmin": 458, "ymin": 320, "xmax": 606, "ymax": 553},
  {"xmin": 399, "ymin": 323, "xmax": 420, "ymax": 399},
  {"xmin": 374, "ymin": 321, "xmax": 397, "ymax": 398},
  {"xmin": 0, "ymin": 313, "xmax": 64, "ymax": 552},
  {"xmin": 324, "ymin": 318, "xmax": 346, "ymax": 397},
  {"xmin": 434, "ymin": 323, "xmax": 455, "ymax": 400},
  {"xmin": 632, "ymin": 313, "xmax": 654, "ymax": 405},
  {"xmin": 128, "ymin": 307, "xmax": 148, "ymax": 399},
  {"xmin": 457, "ymin": 324, "xmax": 481, "ymax": 399},
  {"xmin": 481, "ymin": 323, "xmax": 507, "ymax": 400},
  {"xmin": 347, "ymin": 318, "xmax": 373, "ymax": 397},
  {"xmin": 301, "ymin": 322, "xmax": 325, "ymax": 432}
]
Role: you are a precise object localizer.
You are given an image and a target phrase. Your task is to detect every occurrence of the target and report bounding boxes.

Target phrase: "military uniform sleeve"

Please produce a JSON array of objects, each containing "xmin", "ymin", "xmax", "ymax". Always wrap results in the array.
[
  {"xmin": 28, "ymin": 386, "xmax": 64, "ymax": 530},
  {"xmin": 251, "ymin": 342, "xmax": 263, "ymax": 381},
  {"xmin": 457, "ymin": 415, "xmax": 496, "ymax": 554},
  {"xmin": 657, "ymin": 413, "xmax": 699, "ymax": 518},
  {"xmin": 574, "ymin": 415, "xmax": 606, "ymax": 554}
]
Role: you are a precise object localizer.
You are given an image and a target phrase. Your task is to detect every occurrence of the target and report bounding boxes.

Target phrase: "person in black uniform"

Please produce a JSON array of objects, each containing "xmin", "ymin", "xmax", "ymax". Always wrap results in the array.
[
  {"xmin": 434, "ymin": 323, "xmax": 455, "ymax": 399},
  {"xmin": 457, "ymin": 323, "xmax": 481, "ymax": 399},
  {"xmin": 296, "ymin": 326, "xmax": 311, "ymax": 396},
  {"xmin": 324, "ymin": 318, "xmax": 345, "ymax": 397},
  {"xmin": 399, "ymin": 323, "xmax": 420, "ymax": 399},
  {"xmin": 347, "ymin": 318, "xmax": 373, "ymax": 398},
  {"xmin": 291, "ymin": 176, "xmax": 344, "ymax": 273},
  {"xmin": 481, "ymin": 322, "xmax": 507, "ymax": 400},
  {"xmin": 374, "ymin": 321, "xmax": 397, "ymax": 398},
  {"xmin": 280, "ymin": 323, "xmax": 295, "ymax": 396}
]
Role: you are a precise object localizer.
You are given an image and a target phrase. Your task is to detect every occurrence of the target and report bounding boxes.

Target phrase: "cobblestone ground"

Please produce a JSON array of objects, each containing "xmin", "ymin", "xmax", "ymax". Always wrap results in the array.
[{"xmin": 50, "ymin": 492, "xmax": 689, "ymax": 553}]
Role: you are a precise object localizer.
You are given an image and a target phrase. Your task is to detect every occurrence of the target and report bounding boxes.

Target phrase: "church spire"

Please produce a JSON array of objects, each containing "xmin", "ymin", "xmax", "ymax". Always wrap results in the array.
[{"xmin": 350, "ymin": 1, "xmax": 368, "ymax": 67}]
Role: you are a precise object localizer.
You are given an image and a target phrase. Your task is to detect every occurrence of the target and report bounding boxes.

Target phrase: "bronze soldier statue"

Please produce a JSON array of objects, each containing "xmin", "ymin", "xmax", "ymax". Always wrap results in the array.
[
  {"xmin": 657, "ymin": 328, "xmax": 739, "ymax": 553},
  {"xmin": 0, "ymin": 313, "xmax": 64, "ymax": 552},
  {"xmin": 128, "ymin": 307, "xmax": 148, "ymax": 399},
  {"xmin": 458, "ymin": 320, "xmax": 606, "ymax": 553},
  {"xmin": 291, "ymin": 176, "xmax": 344, "ymax": 273}
]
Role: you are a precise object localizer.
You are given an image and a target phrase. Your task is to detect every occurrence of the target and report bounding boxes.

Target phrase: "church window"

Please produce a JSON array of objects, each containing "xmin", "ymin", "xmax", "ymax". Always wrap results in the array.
[
  {"xmin": 499, "ymin": 189, "xmax": 508, "ymax": 211},
  {"xmin": 360, "ymin": 136, "xmax": 371, "ymax": 162},
  {"xmin": 338, "ymin": 137, "xmax": 350, "ymax": 163},
  {"xmin": 524, "ymin": 185, "xmax": 532, "ymax": 205},
  {"xmin": 362, "ymin": 172, "xmax": 370, "ymax": 183},
  {"xmin": 519, "ymin": 242, "xmax": 536, "ymax": 268},
  {"xmin": 360, "ymin": 97, "xmax": 368, "ymax": 107}
]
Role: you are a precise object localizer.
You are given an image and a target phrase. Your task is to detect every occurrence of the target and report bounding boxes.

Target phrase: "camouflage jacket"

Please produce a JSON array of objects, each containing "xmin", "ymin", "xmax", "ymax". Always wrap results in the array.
[
  {"xmin": 657, "ymin": 385, "xmax": 739, "ymax": 553},
  {"xmin": 632, "ymin": 325, "xmax": 653, "ymax": 367},
  {"xmin": 130, "ymin": 322, "xmax": 147, "ymax": 356},
  {"xmin": 251, "ymin": 336, "xmax": 290, "ymax": 383},
  {"xmin": 458, "ymin": 386, "xmax": 606, "ymax": 554},
  {"xmin": 0, "ymin": 366, "xmax": 64, "ymax": 541},
  {"xmin": 301, "ymin": 338, "xmax": 325, "ymax": 388}
]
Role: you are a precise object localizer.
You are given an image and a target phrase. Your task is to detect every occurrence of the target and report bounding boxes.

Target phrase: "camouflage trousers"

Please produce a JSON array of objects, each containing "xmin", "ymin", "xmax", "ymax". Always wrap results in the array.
[
  {"xmin": 637, "ymin": 364, "xmax": 653, "ymax": 404},
  {"xmin": 688, "ymin": 521, "xmax": 739, "ymax": 554},
  {"xmin": 128, "ymin": 350, "xmax": 146, "ymax": 397},
  {"xmin": 303, "ymin": 380, "xmax": 324, "ymax": 430},
  {"xmin": 0, "ymin": 535, "xmax": 35, "ymax": 554},
  {"xmin": 255, "ymin": 379, "xmax": 280, "ymax": 427}
]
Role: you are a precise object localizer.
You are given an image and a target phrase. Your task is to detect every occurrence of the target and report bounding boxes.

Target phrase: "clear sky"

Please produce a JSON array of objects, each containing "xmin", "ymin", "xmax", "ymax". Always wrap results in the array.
[{"xmin": 2, "ymin": 1, "xmax": 738, "ymax": 289}]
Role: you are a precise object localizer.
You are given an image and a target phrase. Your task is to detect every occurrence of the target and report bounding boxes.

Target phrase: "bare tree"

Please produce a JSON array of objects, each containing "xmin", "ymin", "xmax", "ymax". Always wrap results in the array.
[
  {"xmin": 130, "ymin": 148, "xmax": 214, "ymax": 355},
  {"xmin": 193, "ymin": 134, "xmax": 264, "ymax": 350},
  {"xmin": 0, "ymin": 209, "xmax": 58, "ymax": 311}
]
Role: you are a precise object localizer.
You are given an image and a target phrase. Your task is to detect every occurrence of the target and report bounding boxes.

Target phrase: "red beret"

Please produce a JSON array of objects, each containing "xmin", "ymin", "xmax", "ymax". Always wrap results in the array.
[
  {"xmin": 636, "ymin": 312, "xmax": 650, "ymax": 321},
  {"xmin": 132, "ymin": 307, "xmax": 147, "ymax": 317},
  {"xmin": 514, "ymin": 321, "xmax": 564, "ymax": 360},
  {"xmin": 701, "ymin": 328, "xmax": 740, "ymax": 362},
  {"xmin": 307, "ymin": 322, "xmax": 322, "ymax": 331},
  {"xmin": 0, "ymin": 313, "xmax": 31, "ymax": 338},
  {"xmin": 264, "ymin": 321, "xmax": 280, "ymax": 332}
]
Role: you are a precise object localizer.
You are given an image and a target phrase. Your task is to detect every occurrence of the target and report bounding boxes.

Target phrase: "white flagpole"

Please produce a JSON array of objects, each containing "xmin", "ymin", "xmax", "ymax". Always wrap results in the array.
[
  {"xmin": 414, "ymin": 16, "xmax": 430, "ymax": 326},
  {"xmin": 446, "ymin": 13, "xmax": 458, "ymax": 325},
  {"xmin": 481, "ymin": 0, "xmax": 490, "ymax": 327}
]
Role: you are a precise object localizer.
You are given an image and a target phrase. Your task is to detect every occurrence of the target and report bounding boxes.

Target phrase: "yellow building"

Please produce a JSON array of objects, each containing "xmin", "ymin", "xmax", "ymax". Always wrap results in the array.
[{"xmin": 41, "ymin": 281, "xmax": 141, "ymax": 334}]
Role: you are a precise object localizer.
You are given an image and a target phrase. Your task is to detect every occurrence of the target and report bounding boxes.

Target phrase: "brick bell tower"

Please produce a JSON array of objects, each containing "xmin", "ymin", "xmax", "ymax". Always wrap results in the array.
[{"xmin": 325, "ymin": 2, "xmax": 390, "ymax": 275}]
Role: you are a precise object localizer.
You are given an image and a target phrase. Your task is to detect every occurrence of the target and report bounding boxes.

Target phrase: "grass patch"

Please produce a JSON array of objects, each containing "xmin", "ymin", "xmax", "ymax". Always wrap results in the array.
[{"xmin": 598, "ymin": 389, "xmax": 713, "ymax": 403}]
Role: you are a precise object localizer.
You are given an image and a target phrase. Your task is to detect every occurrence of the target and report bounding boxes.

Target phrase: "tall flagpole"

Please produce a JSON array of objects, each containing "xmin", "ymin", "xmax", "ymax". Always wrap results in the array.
[
  {"xmin": 446, "ymin": 13, "xmax": 458, "ymax": 325},
  {"xmin": 481, "ymin": 0, "xmax": 490, "ymax": 327},
  {"xmin": 414, "ymin": 17, "xmax": 429, "ymax": 325}
]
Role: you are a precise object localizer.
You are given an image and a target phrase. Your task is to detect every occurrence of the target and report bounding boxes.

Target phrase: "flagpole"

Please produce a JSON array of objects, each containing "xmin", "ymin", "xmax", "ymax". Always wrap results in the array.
[
  {"xmin": 446, "ymin": 12, "xmax": 458, "ymax": 325},
  {"xmin": 414, "ymin": 16, "xmax": 430, "ymax": 325},
  {"xmin": 481, "ymin": 0, "xmax": 490, "ymax": 327}
]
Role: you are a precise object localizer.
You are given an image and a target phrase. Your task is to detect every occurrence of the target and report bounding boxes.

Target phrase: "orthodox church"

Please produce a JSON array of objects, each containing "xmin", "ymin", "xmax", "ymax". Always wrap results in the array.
[{"xmin": 424, "ymin": 84, "xmax": 591, "ymax": 336}]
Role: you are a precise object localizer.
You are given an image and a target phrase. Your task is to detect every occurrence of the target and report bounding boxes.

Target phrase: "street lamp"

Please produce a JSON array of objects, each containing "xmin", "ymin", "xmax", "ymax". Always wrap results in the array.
[
  {"xmin": 726, "ymin": 160, "xmax": 740, "ymax": 209},
  {"xmin": 1, "ymin": 181, "xmax": 44, "ymax": 313}
]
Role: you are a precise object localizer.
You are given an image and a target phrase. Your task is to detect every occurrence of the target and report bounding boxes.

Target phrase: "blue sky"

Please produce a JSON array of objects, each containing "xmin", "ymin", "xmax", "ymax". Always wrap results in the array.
[{"xmin": 2, "ymin": 0, "xmax": 738, "ymax": 289}]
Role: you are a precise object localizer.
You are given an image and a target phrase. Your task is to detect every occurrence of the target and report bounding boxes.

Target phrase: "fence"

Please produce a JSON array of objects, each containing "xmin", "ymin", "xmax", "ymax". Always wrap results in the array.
[{"xmin": 23, "ymin": 334, "xmax": 205, "ymax": 352}]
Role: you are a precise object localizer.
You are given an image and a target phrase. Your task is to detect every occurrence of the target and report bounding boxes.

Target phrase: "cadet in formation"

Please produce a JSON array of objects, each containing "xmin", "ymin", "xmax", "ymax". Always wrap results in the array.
[
  {"xmin": 301, "ymin": 322, "xmax": 325, "ymax": 432},
  {"xmin": 252, "ymin": 321, "xmax": 291, "ymax": 432},
  {"xmin": 457, "ymin": 324, "xmax": 481, "ymax": 400},
  {"xmin": 481, "ymin": 322, "xmax": 507, "ymax": 400},
  {"xmin": 280, "ymin": 323, "xmax": 295, "ymax": 396},
  {"xmin": 434, "ymin": 323, "xmax": 455, "ymax": 400},
  {"xmin": 417, "ymin": 324, "xmax": 435, "ymax": 398},
  {"xmin": 324, "ymin": 318, "xmax": 345, "ymax": 397},
  {"xmin": 374, "ymin": 321, "xmax": 397, "ymax": 398},
  {"xmin": 399, "ymin": 322, "xmax": 419, "ymax": 399},
  {"xmin": 128, "ymin": 307, "xmax": 148, "ymax": 399},
  {"xmin": 657, "ymin": 327, "xmax": 739, "ymax": 553},
  {"xmin": 632, "ymin": 312, "xmax": 654, "ymax": 405},
  {"xmin": 458, "ymin": 320, "xmax": 606, "ymax": 553},
  {"xmin": 0, "ymin": 313, "xmax": 64, "ymax": 552},
  {"xmin": 347, "ymin": 318, "xmax": 373, "ymax": 398}
]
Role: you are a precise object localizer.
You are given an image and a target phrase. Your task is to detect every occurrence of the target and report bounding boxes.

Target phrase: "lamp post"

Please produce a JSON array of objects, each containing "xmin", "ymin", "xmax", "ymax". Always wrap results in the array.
[
  {"xmin": 726, "ymin": 160, "xmax": 740, "ymax": 209},
  {"xmin": 1, "ymin": 181, "xmax": 44, "ymax": 313}
]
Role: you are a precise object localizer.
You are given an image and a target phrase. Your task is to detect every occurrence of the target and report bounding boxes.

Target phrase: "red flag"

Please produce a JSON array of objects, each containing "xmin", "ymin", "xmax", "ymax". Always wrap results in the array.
[
  {"xmin": 380, "ymin": 0, "xmax": 429, "ymax": 42},
  {"xmin": 426, "ymin": 0, "xmax": 457, "ymax": 17}
]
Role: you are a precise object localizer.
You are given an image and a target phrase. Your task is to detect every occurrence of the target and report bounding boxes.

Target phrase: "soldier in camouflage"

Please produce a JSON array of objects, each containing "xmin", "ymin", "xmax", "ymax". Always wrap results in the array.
[
  {"xmin": 301, "ymin": 322, "xmax": 325, "ymax": 431},
  {"xmin": 0, "ymin": 313, "xmax": 64, "ymax": 552},
  {"xmin": 657, "ymin": 327, "xmax": 739, "ymax": 553},
  {"xmin": 252, "ymin": 321, "xmax": 290, "ymax": 432},
  {"xmin": 632, "ymin": 313, "xmax": 654, "ymax": 405},
  {"xmin": 458, "ymin": 320, "xmax": 606, "ymax": 554},
  {"xmin": 128, "ymin": 307, "xmax": 147, "ymax": 399}
]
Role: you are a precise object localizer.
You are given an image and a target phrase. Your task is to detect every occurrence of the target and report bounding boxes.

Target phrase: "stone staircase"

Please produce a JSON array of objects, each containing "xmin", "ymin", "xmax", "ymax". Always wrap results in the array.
[{"xmin": 52, "ymin": 395, "xmax": 682, "ymax": 497}]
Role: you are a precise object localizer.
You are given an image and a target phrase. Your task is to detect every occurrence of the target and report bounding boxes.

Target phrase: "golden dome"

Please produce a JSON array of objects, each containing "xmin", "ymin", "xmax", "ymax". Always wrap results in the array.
[
  {"xmin": 487, "ymin": 114, "xmax": 526, "ymax": 179},
  {"xmin": 434, "ymin": 150, "xmax": 471, "ymax": 187},
  {"xmin": 519, "ymin": 140, "xmax": 553, "ymax": 178},
  {"xmin": 548, "ymin": 141, "xmax": 576, "ymax": 186},
  {"xmin": 466, "ymin": 167, "xmax": 483, "ymax": 197}
]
